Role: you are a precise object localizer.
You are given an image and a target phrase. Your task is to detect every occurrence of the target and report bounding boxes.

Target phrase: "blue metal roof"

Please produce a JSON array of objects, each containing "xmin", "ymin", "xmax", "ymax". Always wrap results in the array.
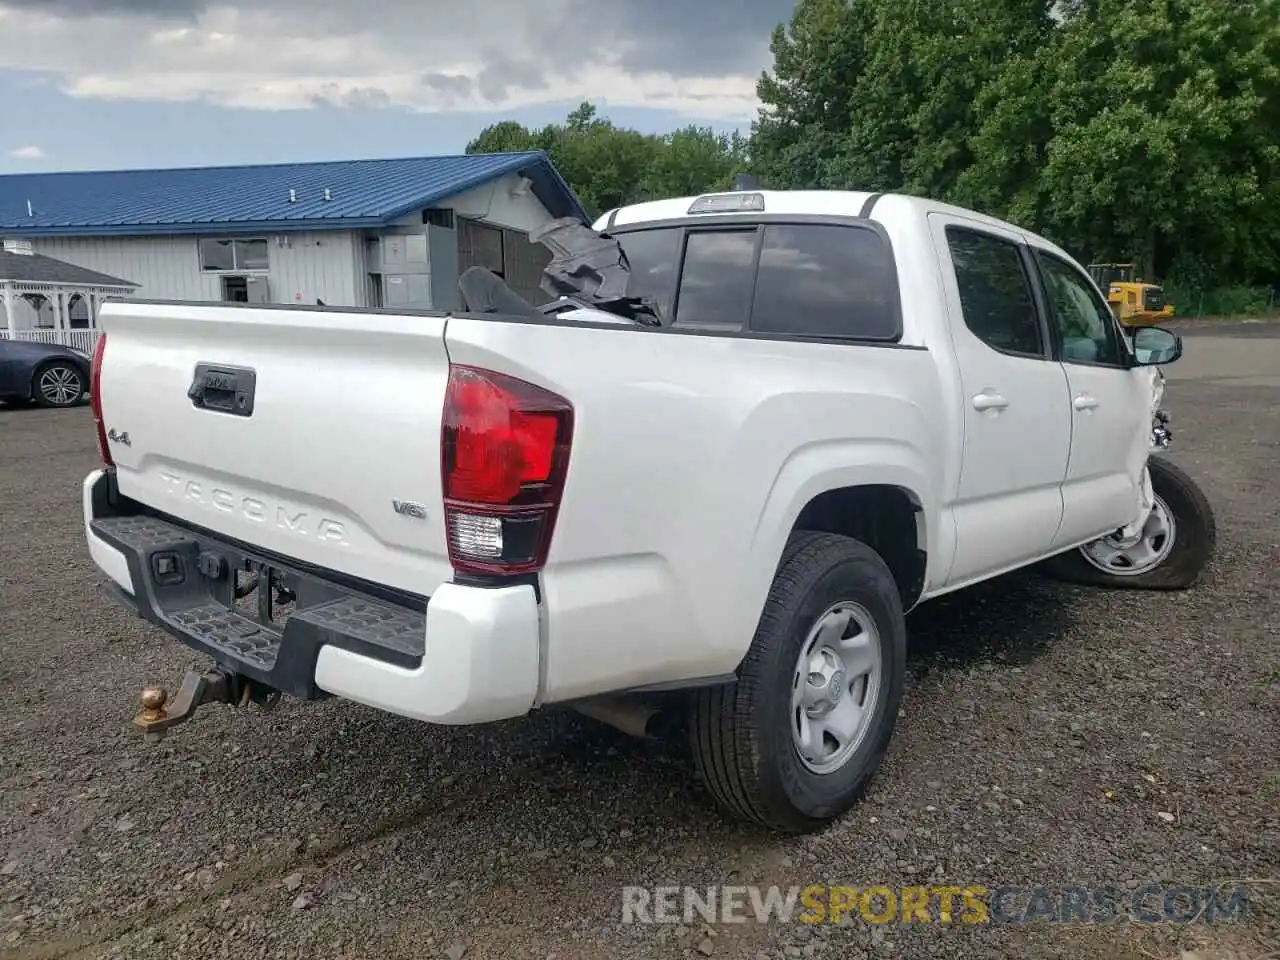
[{"xmin": 0, "ymin": 151, "xmax": 588, "ymax": 237}]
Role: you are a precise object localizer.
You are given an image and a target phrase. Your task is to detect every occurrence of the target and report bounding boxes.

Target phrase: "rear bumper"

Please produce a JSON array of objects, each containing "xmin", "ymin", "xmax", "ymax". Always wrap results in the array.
[{"xmin": 82, "ymin": 469, "xmax": 540, "ymax": 725}]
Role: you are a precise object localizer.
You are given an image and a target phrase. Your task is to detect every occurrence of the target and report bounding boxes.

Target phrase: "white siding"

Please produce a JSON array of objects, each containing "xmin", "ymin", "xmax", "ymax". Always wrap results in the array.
[
  {"xmin": 447, "ymin": 173, "xmax": 559, "ymax": 233},
  {"xmin": 32, "ymin": 235, "xmax": 219, "ymax": 301},
  {"xmin": 266, "ymin": 231, "xmax": 360, "ymax": 306},
  {"xmin": 30, "ymin": 230, "xmax": 364, "ymax": 307}
]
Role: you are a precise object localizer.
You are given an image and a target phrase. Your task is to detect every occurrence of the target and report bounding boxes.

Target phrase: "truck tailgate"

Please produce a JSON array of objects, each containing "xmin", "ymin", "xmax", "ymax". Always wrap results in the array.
[{"xmin": 96, "ymin": 302, "xmax": 453, "ymax": 597}]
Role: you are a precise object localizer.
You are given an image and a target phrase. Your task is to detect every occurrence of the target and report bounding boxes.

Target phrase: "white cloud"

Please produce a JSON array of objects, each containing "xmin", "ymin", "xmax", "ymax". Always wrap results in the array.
[
  {"xmin": 8, "ymin": 145, "xmax": 47, "ymax": 159},
  {"xmin": 0, "ymin": 1, "xmax": 790, "ymax": 121}
]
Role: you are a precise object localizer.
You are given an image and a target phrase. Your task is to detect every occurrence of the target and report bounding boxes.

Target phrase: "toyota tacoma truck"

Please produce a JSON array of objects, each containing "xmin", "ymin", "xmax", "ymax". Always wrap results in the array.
[{"xmin": 82, "ymin": 189, "xmax": 1215, "ymax": 834}]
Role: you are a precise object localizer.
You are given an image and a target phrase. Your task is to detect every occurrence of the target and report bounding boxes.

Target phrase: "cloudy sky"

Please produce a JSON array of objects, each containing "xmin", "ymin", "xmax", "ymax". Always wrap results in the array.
[{"xmin": 0, "ymin": 0, "xmax": 793, "ymax": 173}]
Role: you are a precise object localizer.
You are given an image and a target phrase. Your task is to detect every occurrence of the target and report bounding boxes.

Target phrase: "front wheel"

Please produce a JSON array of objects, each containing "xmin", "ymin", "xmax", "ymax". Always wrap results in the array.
[
  {"xmin": 32, "ymin": 361, "xmax": 86, "ymax": 408},
  {"xmin": 688, "ymin": 531, "xmax": 906, "ymax": 834},
  {"xmin": 1043, "ymin": 456, "xmax": 1216, "ymax": 590}
]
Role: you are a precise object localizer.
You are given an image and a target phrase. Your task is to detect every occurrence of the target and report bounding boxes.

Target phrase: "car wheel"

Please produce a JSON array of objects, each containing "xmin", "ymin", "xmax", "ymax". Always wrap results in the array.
[
  {"xmin": 32, "ymin": 361, "xmax": 86, "ymax": 408},
  {"xmin": 688, "ymin": 531, "xmax": 906, "ymax": 834},
  {"xmin": 1041, "ymin": 456, "xmax": 1216, "ymax": 590}
]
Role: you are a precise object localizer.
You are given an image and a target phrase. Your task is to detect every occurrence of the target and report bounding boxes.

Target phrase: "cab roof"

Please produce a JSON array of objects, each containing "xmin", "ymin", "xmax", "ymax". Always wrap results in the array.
[{"xmin": 596, "ymin": 189, "xmax": 1073, "ymax": 263}]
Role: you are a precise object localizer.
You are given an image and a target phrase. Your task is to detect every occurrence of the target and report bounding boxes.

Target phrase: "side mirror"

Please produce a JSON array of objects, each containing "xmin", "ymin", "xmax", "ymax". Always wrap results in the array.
[{"xmin": 1130, "ymin": 325, "xmax": 1182, "ymax": 366}]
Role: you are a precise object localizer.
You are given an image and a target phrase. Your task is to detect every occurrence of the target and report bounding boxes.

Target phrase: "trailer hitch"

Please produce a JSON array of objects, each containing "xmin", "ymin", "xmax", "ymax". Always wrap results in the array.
[{"xmin": 133, "ymin": 667, "xmax": 279, "ymax": 741}]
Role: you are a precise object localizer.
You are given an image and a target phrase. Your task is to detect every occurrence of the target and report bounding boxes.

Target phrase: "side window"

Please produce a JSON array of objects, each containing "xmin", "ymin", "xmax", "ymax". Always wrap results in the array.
[
  {"xmin": 749, "ymin": 224, "xmax": 899, "ymax": 340},
  {"xmin": 945, "ymin": 227, "xmax": 1044, "ymax": 357},
  {"xmin": 1036, "ymin": 251, "xmax": 1125, "ymax": 366},
  {"xmin": 673, "ymin": 230, "xmax": 758, "ymax": 330},
  {"xmin": 615, "ymin": 227, "xmax": 682, "ymax": 323}
]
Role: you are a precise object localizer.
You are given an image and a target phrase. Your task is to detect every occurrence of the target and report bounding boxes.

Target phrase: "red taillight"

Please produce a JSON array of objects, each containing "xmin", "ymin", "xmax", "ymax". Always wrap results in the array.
[
  {"xmin": 441, "ymin": 365, "xmax": 573, "ymax": 576},
  {"xmin": 90, "ymin": 333, "xmax": 112, "ymax": 467}
]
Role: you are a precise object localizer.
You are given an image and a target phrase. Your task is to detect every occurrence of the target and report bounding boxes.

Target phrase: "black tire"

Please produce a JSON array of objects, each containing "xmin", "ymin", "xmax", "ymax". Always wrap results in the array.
[
  {"xmin": 688, "ymin": 531, "xmax": 906, "ymax": 834},
  {"xmin": 31, "ymin": 360, "xmax": 86, "ymax": 409},
  {"xmin": 1041, "ymin": 455, "xmax": 1216, "ymax": 590}
]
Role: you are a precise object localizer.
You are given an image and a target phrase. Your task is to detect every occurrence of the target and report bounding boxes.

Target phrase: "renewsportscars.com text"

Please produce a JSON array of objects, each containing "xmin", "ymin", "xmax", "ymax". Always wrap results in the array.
[{"xmin": 621, "ymin": 884, "xmax": 1251, "ymax": 926}]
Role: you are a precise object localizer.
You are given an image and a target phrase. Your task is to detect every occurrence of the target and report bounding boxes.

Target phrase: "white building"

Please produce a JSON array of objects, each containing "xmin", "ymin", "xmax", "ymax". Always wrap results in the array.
[{"xmin": 0, "ymin": 151, "xmax": 587, "ymax": 346}]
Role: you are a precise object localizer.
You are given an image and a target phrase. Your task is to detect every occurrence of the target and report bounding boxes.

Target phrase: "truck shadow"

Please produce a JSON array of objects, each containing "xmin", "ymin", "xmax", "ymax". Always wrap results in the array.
[
  {"xmin": 904, "ymin": 570, "xmax": 1075, "ymax": 674},
  {"xmin": 504, "ymin": 573, "xmax": 1079, "ymax": 829}
]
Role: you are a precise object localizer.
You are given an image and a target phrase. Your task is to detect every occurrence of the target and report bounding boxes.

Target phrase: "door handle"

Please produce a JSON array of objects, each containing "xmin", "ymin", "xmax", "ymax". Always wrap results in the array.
[
  {"xmin": 972, "ymin": 391, "xmax": 1009, "ymax": 412},
  {"xmin": 1073, "ymin": 394, "xmax": 1100, "ymax": 411}
]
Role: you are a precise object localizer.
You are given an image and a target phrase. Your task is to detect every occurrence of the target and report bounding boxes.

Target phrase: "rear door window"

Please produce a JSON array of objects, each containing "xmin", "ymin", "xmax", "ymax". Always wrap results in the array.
[{"xmin": 945, "ymin": 227, "xmax": 1045, "ymax": 357}]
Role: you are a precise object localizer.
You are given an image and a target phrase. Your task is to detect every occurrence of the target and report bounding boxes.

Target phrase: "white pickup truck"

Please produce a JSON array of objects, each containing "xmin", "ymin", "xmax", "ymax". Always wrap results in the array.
[{"xmin": 82, "ymin": 189, "xmax": 1215, "ymax": 833}]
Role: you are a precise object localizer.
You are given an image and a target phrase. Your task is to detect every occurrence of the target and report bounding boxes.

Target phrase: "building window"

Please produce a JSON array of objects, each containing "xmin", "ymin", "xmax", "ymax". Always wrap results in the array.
[{"xmin": 199, "ymin": 237, "xmax": 269, "ymax": 272}]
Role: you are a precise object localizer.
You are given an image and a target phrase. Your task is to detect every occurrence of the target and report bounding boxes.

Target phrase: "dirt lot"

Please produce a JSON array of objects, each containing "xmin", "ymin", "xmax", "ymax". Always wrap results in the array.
[{"xmin": 1, "ymin": 322, "xmax": 1277, "ymax": 960}]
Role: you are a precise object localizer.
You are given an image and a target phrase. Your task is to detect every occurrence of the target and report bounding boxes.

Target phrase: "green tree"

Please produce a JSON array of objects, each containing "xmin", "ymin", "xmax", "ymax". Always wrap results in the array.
[
  {"xmin": 1035, "ymin": 0, "xmax": 1280, "ymax": 282},
  {"xmin": 752, "ymin": 0, "xmax": 1280, "ymax": 287},
  {"xmin": 750, "ymin": 0, "xmax": 875, "ymax": 189},
  {"xmin": 467, "ymin": 102, "xmax": 745, "ymax": 218},
  {"xmin": 465, "ymin": 120, "xmax": 546, "ymax": 154}
]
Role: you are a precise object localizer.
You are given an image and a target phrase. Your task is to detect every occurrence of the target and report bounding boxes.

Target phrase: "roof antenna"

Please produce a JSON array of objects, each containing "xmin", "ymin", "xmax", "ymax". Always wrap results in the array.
[
  {"xmin": 323, "ymin": 188, "xmax": 332, "ymax": 201},
  {"xmin": 288, "ymin": 189, "xmax": 297, "ymax": 203},
  {"xmin": 26, "ymin": 199, "xmax": 33, "ymax": 217}
]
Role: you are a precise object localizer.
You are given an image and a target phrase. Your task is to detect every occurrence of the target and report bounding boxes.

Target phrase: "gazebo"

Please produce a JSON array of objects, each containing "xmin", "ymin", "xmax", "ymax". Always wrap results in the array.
[{"xmin": 0, "ymin": 239, "xmax": 137, "ymax": 353}]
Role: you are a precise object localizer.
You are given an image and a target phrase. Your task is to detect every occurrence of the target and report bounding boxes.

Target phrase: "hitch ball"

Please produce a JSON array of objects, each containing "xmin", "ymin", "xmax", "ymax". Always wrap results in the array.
[
  {"xmin": 135, "ymin": 686, "xmax": 171, "ymax": 742},
  {"xmin": 132, "ymin": 669, "xmax": 237, "ymax": 741},
  {"xmin": 139, "ymin": 686, "xmax": 169, "ymax": 719}
]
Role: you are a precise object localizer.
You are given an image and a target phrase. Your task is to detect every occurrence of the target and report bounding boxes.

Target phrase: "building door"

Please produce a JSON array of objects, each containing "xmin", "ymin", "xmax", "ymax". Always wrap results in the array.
[
  {"xmin": 222, "ymin": 276, "xmax": 270, "ymax": 303},
  {"xmin": 222, "ymin": 276, "xmax": 248, "ymax": 302}
]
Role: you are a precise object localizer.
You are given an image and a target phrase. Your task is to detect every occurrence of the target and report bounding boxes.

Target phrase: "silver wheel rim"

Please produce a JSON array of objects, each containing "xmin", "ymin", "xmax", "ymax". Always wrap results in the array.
[
  {"xmin": 1079, "ymin": 495, "xmax": 1176, "ymax": 576},
  {"xmin": 790, "ymin": 600, "xmax": 883, "ymax": 775},
  {"xmin": 38, "ymin": 366, "xmax": 82, "ymax": 406}
]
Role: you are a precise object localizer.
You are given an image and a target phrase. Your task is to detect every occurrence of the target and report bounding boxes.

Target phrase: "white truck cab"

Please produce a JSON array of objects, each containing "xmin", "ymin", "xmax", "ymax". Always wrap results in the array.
[{"xmin": 83, "ymin": 189, "xmax": 1214, "ymax": 833}]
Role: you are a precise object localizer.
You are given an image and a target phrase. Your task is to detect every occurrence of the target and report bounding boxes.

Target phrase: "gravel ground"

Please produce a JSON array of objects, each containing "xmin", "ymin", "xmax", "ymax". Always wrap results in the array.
[{"xmin": 1, "ymin": 327, "xmax": 1277, "ymax": 960}]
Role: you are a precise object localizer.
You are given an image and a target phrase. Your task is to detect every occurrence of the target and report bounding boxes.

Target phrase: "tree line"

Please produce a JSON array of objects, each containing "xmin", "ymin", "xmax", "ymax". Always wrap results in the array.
[{"xmin": 467, "ymin": 0, "xmax": 1280, "ymax": 300}]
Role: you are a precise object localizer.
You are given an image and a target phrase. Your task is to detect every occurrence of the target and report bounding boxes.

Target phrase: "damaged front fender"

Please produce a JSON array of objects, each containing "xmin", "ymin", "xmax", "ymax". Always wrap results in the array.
[{"xmin": 1118, "ymin": 369, "xmax": 1173, "ymax": 542}]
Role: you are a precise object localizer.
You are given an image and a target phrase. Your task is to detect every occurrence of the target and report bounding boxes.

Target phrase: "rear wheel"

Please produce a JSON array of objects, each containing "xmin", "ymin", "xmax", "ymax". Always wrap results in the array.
[
  {"xmin": 688, "ymin": 531, "xmax": 906, "ymax": 834},
  {"xmin": 1043, "ymin": 456, "xmax": 1216, "ymax": 590},
  {"xmin": 32, "ymin": 361, "xmax": 86, "ymax": 408}
]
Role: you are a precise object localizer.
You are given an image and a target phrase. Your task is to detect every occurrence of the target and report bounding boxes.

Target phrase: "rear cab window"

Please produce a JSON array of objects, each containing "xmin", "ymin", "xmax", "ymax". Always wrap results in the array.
[{"xmin": 612, "ymin": 218, "xmax": 902, "ymax": 342}]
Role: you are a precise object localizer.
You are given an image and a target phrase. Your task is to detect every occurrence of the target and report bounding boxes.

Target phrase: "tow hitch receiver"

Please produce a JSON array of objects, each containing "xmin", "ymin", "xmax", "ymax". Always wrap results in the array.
[{"xmin": 133, "ymin": 667, "xmax": 278, "ymax": 741}]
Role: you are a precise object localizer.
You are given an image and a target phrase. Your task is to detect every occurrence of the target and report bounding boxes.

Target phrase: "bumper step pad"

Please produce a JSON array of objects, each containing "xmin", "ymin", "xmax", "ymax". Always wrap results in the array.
[
  {"xmin": 169, "ymin": 603, "xmax": 282, "ymax": 670},
  {"xmin": 91, "ymin": 513, "xmax": 426, "ymax": 699}
]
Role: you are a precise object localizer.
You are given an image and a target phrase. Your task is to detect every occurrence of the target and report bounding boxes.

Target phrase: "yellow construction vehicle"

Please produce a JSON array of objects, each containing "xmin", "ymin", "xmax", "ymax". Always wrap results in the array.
[{"xmin": 1087, "ymin": 263, "xmax": 1175, "ymax": 326}]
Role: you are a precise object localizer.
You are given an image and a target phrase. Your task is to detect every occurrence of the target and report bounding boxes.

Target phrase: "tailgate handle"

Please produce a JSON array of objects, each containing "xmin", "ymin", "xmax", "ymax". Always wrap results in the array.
[{"xmin": 189, "ymin": 364, "xmax": 256, "ymax": 417}]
